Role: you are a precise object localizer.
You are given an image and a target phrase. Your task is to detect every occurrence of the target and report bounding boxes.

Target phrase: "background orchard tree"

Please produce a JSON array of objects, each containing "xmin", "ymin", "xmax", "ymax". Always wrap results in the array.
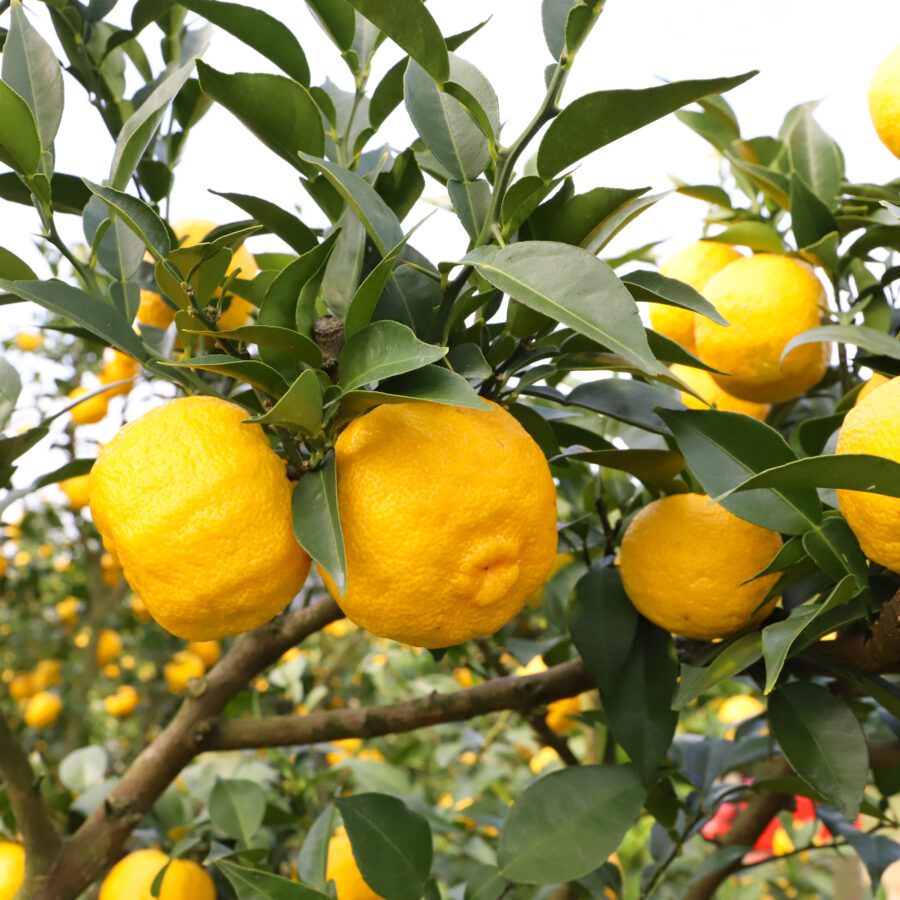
[{"xmin": 2, "ymin": 2, "xmax": 900, "ymax": 900}]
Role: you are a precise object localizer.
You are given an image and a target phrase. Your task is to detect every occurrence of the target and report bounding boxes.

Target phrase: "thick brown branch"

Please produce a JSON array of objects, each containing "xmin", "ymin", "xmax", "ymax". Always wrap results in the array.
[
  {"xmin": 205, "ymin": 659, "xmax": 594, "ymax": 751},
  {"xmin": 817, "ymin": 589, "xmax": 900, "ymax": 672},
  {"xmin": 0, "ymin": 711, "xmax": 62, "ymax": 893},
  {"xmin": 39, "ymin": 597, "xmax": 343, "ymax": 900}
]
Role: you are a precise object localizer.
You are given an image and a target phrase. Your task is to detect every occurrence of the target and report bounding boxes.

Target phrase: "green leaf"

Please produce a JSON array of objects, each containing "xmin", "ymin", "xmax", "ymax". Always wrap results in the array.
[
  {"xmin": 197, "ymin": 63, "xmax": 325, "ymax": 169},
  {"xmin": 560, "ymin": 379, "xmax": 684, "ymax": 435},
  {"xmin": 214, "ymin": 191, "xmax": 318, "ymax": 254},
  {"xmin": 497, "ymin": 765, "xmax": 646, "ymax": 884},
  {"xmin": 0, "ymin": 246, "xmax": 34, "ymax": 281},
  {"xmin": 564, "ymin": 448, "xmax": 685, "ymax": 486},
  {"xmin": 3, "ymin": 0, "xmax": 64, "ymax": 148},
  {"xmin": 718, "ymin": 454, "xmax": 900, "ymax": 501},
  {"xmin": 209, "ymin": 779, "xmax": 267, "ymax": 844},
  {"xmin": 449, "ymin": 178, "xmax": 491, "ymax": 241},
  {"xmin": 82, "ymin": 180, "xmax": 171, "ymax": 261},
  {"xmin": 336, "ymin": 793, "xmax": 433, "ymax": 900},
  {"xmin": 293, "ymin": 454, "xmax": 346, "ymax": 594},
  {"xmin": 541, "ymin": 0, "xmax": 580, "ymax": 58},
  {"xmin": 344, "ymin": 234, "xmax": 411, "ymax": 339},
  {"xmin": 0, "ymin": 81, "xmax": 41, "ymax": 174},
  {"xmin": 802, "ymin": 517, "xmax": 868, "ymax": 588},
  {"xmin": 768, "ymin": 681, "xmax": 868, "ymax": 819},
  {"xmin": 537, "ymin": 71, "xmax": 756, "ymax": 178},
  {"xmin": 370, "ymin": 57, "xmax": 408, "ymax": 130},
  {"xmin": 0, "ymin": 359, "xmax": 21, "ymax": 429},
  {"xmin": 622, "ymin": 269, "xmax": 727, "ymax": 326},
  {"xmin": 59, "ymin": 746, "xmax": 108, "ymax": 793},
  {"xmin": 339, "ymin": 366, "xmax": 489, "ymax": 416},
  {"xmin": 338, "ymin": 321, "xmax": 446, "ymax": 392},
  {"xmin": 0, "ymin": 279, "xmax": 148, "ymax": 361},
  {"xmin": 464, "ymin": 243, "xmax": 664, "ymax": 377},
  {"xmin": 249, "ymin": 370, "xmax": 323, "ymax": 435},
  {"xmin": 0, "ymin": 171, "xmax": 90, "ymax": 214},
  {"xmin": 704, "ymin": 221, "xmax": 786, "ymax": 254},
  {"xmin": 162, "ymin": 356, "xmax": 288, "ymax": 395},
  {"xmin": 761, "ymin": 575, "xmax": 857, "ymax": 693},
  {"xmin": 782, "ymin": 324, "xmax": 900, "ymax": 363},
  {"xmin": 179, "ymin": 0, "xmax": 309, "ymax": 85},
  {"xmin": 218, "ymin": 859, "xmax": 332, "ymax": 900},
  {"xmin": 569, "ymin": 568, "xmax": 638, "ymax": 698},
  {"xmin": 674, "ymin": 633, "xmax": 763, "ymax": 711},
  {"xmin": 658, "ymin": 409, "xmax": 822, "ymax": 535},
  {"xmin": 305, "ymin": 0, "xmax": 355, "ymax": 51},
  {"xmin": 342, "ymin": 0, "xmax": 448, "ymax": 83},
  {"xmin": 786, "ymin": 106, "xmax": 842, "ymax": 208},
  {"xmin": 109, "ymin": 57, "xmax": 197, "ymax": 189},
  {"xmin": 299, "ymin": 154, "xmax": 403, "ymax": 255},
  {"xmin": 790, "ymin": 172, "xmax": 837, "ymax": 249},
  {"xmin": 188, "ymin": 326, "xmax": 322, "ymax": 370},
  {"xmin": 404, "ymin": 56, "xmax": 499, "ymax": 181},
  {"xmin": 297, "ymin": 804, "xmax": 336, "ymax": 890}
]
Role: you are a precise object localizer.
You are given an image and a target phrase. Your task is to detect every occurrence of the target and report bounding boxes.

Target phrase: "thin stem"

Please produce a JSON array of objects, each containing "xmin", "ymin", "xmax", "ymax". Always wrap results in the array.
[{"xmin": 44, "ymin": 214, "xmax": 101, "ymax": 294}]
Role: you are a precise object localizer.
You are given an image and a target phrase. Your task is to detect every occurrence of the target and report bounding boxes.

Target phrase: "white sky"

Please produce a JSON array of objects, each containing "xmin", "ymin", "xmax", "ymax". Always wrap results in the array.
[{"xmin": 1, "ymin": 0, "xmax": 899, "ymax": 497}]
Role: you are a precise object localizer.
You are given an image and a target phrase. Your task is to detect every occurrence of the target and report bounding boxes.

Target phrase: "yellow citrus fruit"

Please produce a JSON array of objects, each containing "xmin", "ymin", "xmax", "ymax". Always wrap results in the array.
[
  {"xmin": 33, "ymin": 659, "xmax": 62, "ymax": 690},
  {"xmin": 529, "ymin": 745, "xmax": 559, "ymax": 774},
  {"xmin": 695, "ymin": 254, "xmax": 829, "ymax": 402},
  {"xmin": 650, "ymin": 242, "xmax": 743, "ymax": 352},
  {"xmin": 137, "ymin": 290, "xmax": 176, "ymax": 330},
  {"xmin": 836, "ymin": 375, "xmax": 900, "ymax": 572},
  {"xmin": 105, "ymin": 685, "xmax": 140, "ymax": 717},
  {"xmin": 99, "ymin": 848, "xmax": 216, "ymax": 900},
  {"xmin": 327, "ymin": 827, "xmax": 385, "ymax": 900},
  {"xmin": 100, "ymin": 350, "xmax": 140, "ymax": 397},
  {"xmin": 857, "ymin": 372, "xmax": 890, "ymax": 405},
  {"xmin": 164, "ymin": 650, "xmax": 206, "ymax": 693},
  {"xmin": 869, "ymin": 43, "xmax": 900, "ymax": 158},
  {"xmin": 59, "ymin": 474, "xmax": 91, "ymax": 511},
  {"xmin": 8, "ymin": 673, "xmax": 35, "ymax": 701},
  {"xmin": 515, "ymin": 657, "xmax": 581, "ymax": 734},
  {"xmin": 619, "ymin": 494, "xmax": 782, "ymax": 639},
  {"xmin": 187, "ymin": 640, "xmax": 221, "ymax": 668},
  {"xmin": 717, "ymin": 694, "xmax": 765, "ymax": 724},
  {"xmin": 13, "ymin": 550, "xmax": 30, "ymax": 568},
  {"xmin": 24, "ymin": 691, "xmax": 62, "ymax": 728},
  {"xmin": 174, "ymin": 218, "xmax": 258, "ymax": 330},
  {"xmin": 90, "ymin": 396, "xmax": 310, "ymax": 639},
  {"xmin": 15, "ymin": 332, "xmax": 41, "ymax": 352},
  {"xmin": 56, "ymin": 597, "xmax": 80, "ymax": 625},
  {"xmin": 0, "ymin": 843, "xmax": 24, "ymax": 900},
  {"xmin": 324, "ymin": 619, "xmax": 356, "ymax": 638},
  {"xmin": 670, "ymin": 364, "xmax": 770, "ymax": 421},
  {"xmin": 317, "ymin": 401, "xmax": 557, "ymax": 648},
  {"xmin": 96, "ymin": 630, "xmax": 123, "ymax": 666},
  {"xmin": 69, "ymin": 386, "xmax": 109, "ymax": 425}
]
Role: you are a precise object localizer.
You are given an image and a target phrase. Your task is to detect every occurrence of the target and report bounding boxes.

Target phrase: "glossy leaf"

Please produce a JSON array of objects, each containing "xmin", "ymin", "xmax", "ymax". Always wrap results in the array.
[
  {"xmin": 179, "ymin": 0, "xmax": 310, "ymax": 85},
  {"xmin": 197, "ymin": 63, "xmax": 325, "ymax": 169},
  {"xmin": 622, "ymin": 269, "xmax": 727, "ymax": 325},
  {"xmin": 0, "ymin": 247, "xmax": 35, "ymax": 281},
  {"xmin": 188, "ymin": 326, "xmax": 322, "ymax": 369},
  {"xmin": 250, "ymin": 370, "xmax": 323, "ymax": 435},
  {"xmin": 343, "ymin": 0, "xmax": 448, "ymax": 83},
  {"xmin": 674, "ymin": 633, "xmax": 763, "ymax": 711},
  {"xmin": 790, "ymin": 172, "xmax": 837, "ymax": 249},
  {"xmin": 564, "ymin": 448, "xmax": 685, "ymax": 486},
  {"xmin": 0, "ymin": 279, "xmax": 148, "ymax": 361},
  {"xmin": 209, "ymin": 779, "xmax": 267, "ymax": 844},
  {"xmin": 562, "ymin": 379, "xmax": 684, "ymax": 435},
  {"xmin": 768, "ymin": 681, "xmax": 867, "ymax": 819},
  {"xmin": 292, "ymin": 455, "xmax": 346, "ymax": 594},
  {"xmin": 214, "ymin": 191, "xmax": 318, "ymax": 254},
  {"xmin": 498, "ymin": 766, "xmax": 646, "ymax": 884},
  {"xmin": 163, "ymin": 356, "xmax": 288, "ymax": 395},
  {"xmin": 705, "ymin": 221, "xmax": 786, "ymax": 254},
  {"xmin": 782, "ymin": 324, "xmax": 900, "ymax": 362},
  {"xmin": 337, "ymin": 793, "xmax": 433, "ymax": 900},
  {"xmin": 658, "ymin": 409, "xmax": 822, "ymax": 534},
  {"xmin": 338, "ymin": 321, "xmax": 446, "ymax": 392},
  {"xmin": 83, "ymin": 180, "xmax": 170, "ymax": 261},
  {"xmin": 219, "ymin": 860, "xmax": 332, "ymax": 900},
  {"xmin": 449, "ymin": 178, "xmax": 491, "ymax": 241},
  {"xmin": 3, "ymin": 0, "xmax": 64, "ymax": 148},
  {"xmin": 0, "ymin": 82, "xmax": 41, "ymax": 174},
  {"xmin": 464, "ymin": 243, "xmax": 664, "ymax": 376},
  {"xmin": 801, "ymin": 517, "xmax": 868, "ymax": 588},
  {"xmin": 537, "ymin": 71, "xmax": 756, "ymax": 178},
  {"xmin": 344, "ymin": 234, "xmax": 411, "ymax": 339},
  {"xmin": 305, "ymin": 0, "xmax": 355, "ymax": 51},
  {"xmin": 786, "ymin": 107, "xmax": 842, "ymax": 208},
  {"xmin": 297, "ymin": 805, "xmax": 336, "ymax": 890},
  {"xmin": 0, "ymin": 171, "xmax": 90, "ymax": 214}
]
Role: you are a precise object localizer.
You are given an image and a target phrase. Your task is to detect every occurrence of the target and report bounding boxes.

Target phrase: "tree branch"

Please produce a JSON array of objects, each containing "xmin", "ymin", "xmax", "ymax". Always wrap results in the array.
[
  {"xmin": 0, "ymin": 711, "xmax": 62, "ymax": 893},
  {"xmin": 39, "ymin": 597, "xmax": 343, "ymax": 900},
  {"xmin": 817, "ymin": 589, "xmax": 900, "ymax": 672},
  {"xmin": 205, "ymin": 660, "xmax": 594, "ymax": 751}
]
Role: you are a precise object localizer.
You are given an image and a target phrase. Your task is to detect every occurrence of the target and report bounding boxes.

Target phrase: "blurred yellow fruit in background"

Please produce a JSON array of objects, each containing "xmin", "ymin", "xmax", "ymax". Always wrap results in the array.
[
  {"xmin": 24, "ymin": 691, "xmax": 62, "ymax": 728},
  {"xmin": 0, "ymin": 842, "xmax": 24, "ymax": 900},
  {"xmin": 187, "ymin": 640, "xmax": 221, "ymax": 668},
  {"xmin": 68, "ymin": 386, "xmax": 109, "ymax": 425},
  {"xmin": 14, "ymin": 332, "xmax": 41, "ymax": 352},
  {"xmin": 56, "ymin": 596, "xmax": 80, "ymax": 625},
  {"xmin": 105, "ymin": 685, "xmax": 140, "ymax": 717},
  {"xmin": 137, "ymin": 290, "xmax": 176, "ymax": 330},
  {"xmin": 96, "ymin": 629, "xmax": 123, "ymax": 666},
  {"xmin": 164, "ymin": 651, "xmax": 206, "ymax": 693}
]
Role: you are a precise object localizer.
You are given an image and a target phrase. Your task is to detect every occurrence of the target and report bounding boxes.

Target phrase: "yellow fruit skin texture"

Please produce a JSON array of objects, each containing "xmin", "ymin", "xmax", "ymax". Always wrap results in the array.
[
  {"xmin": 837, "ymin": 375, "xmax": 900, "ymax": 573},
  {"xmin": 319, "ymin": 401, "xmax": 558, "ymax": 648},
  {"xmin": 24, "ymin": 691, "xmax": 62, "ymax": 728},
  {"xmin": 619, "ymin": 494, "xmax": 782, "ymax": 640},
  {"xmin": 695, "ymin": 254, "xmax": 829, "ymax": 402},
  {"xmin": 327, "ymin": 829, "xmax": 386, "ymax": 900},
  {"xmin": 651, "ymin": 242, "xmax": 743, "ymax": 352},
  {"xmin": 60, "ymin": 474, "xmax": 91, "ymax": 511},
  {"xmin": 174, "ymin": 218, "xmax": 258, "ymax": 330},
  {"xmin": 99, "ymin": 849, "xmax": 216, "ymax": 900},
  {"xmin": 856, "ymin": 372, "xmax": 890, "ymax": 406},
  {"xmin": 137, "ymin": 290, "xmax": 176, "ymax": 330},
  {"xmin": 870, "ymin": 43, "xmax": 900, "ymax": 159},
  {"xmin": 69, "ymin": 386, "xmax": 109, "ymax": 425},
  {"xmin": 89, "ymin": 396, "xmax": 310, "ymax": 639},
  {"xmin": 0, "ymin": 843, "xmax": 24, "ymax": 900},
  {"xmin": 669, "ymin": 364, "xmax": 770, "ymax": 421}
]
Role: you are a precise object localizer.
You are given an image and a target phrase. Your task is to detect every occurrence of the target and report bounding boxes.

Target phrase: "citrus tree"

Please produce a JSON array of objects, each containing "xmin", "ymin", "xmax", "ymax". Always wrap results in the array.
[{"xmin": 2, "ymin": 2, "xmax": 900, "ymax": 899}]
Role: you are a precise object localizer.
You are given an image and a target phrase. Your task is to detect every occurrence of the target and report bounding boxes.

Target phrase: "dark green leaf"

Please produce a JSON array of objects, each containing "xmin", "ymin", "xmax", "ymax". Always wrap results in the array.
[
  {"xmin": 464, "ymin": 243, "xmax": 665, "ymax": 377},
  {"xmin": 188, "ymin": 326, "xmax": 323, "ymax": 369},
  {"xmin": 768, "ymin": 681, "xmax": 867, "ymax": 819},
  {"xmin": 704, "ymin": 221, "xmax": 786, "ymax": 254},
  {"xmin": 562, "ymin": 379, "xmax": 683, "ymax": 435},
  {"xmin": 209, "ymin": 779, "xmax": 267, "ymax": 844},
  {"xmin": 249, "ymin": 370, "xmax": 323, "ymax": 435},
  {"xmin": 537, "ymin": 71, "xmax": 756, "ymax": 178},
  {"xmin": 782, "ymin": 324, "xmax": 900, "ymax": 363},
  {"xmin": 179, "ymin": 0, "xmax": 309, "ymax": 85},
  {"xmin": 622, "ymin": 269, "xmax": 727, "ymax": 325},
  {"xmin": 305, "ymin": 0, "xmax": 355, "ymax": 51},
  {"xmin": 564, "ymin": 448, "xmax": 685, "ymax": 486},
  {"xmin": 790, "ymin": 172, "xmax": 837, "ymax": 249},
  {"xmin": 449, "ymin": 178, "xmax": 491, "ymax": 241},
  {"xmin": 197, "ymin": 62, "xmax": 325, "ymax": 168},
  {"xmin": 293, "ymin": 454, "xmax": 346, "ymax": 594},
  {"xmin": 786, "ymin": 107, "xmax": 842, "ymax": 208},
  {"xmin": 0, "ymin": 81, "xmax": 41, "ymax": 174},
  {"xmin": 0, "ymin": 247, "xmax": 36, "ymax": 280},
  {"xmin": 337, "ymin": 793, "xmax": 433, "ymax": 900},
  {"xmin": 162, "ymin": 356, "xmax": 288, "ymax": 395},
  {"xmin": 214, "ymin": 191, "xmax": 318, "ymax": 254},
  {"xmin": 802, "ymin": 518, "xmax": 868, "ymax": 588},
  {"xmin": 297, "ymin": 805, "xmax": 336, "ymax": 890},
  {"xmin": 674, "ymin": 633, "xmax": 763, "ymax": 711},
  {"xmin": 497, "ymin": 766, "xmax": 646, "ymax": 884},
  {"xmin": 83, "ymin": 179, "xmax": 170, "ymax": 261},
  {"xmin": 370, "ymin": 57, "xmax": 407, "ymax": 130},
  {"xmin": 218, "ymin": 859, "xmax": 332, "ymax": 900},
  {"xmin": 344, "ymin": 234, "xmax": 411, "ymax": 339},
  {"xmin": 0, "ymin": 171, "xmax": 90, "ymax": 214}
]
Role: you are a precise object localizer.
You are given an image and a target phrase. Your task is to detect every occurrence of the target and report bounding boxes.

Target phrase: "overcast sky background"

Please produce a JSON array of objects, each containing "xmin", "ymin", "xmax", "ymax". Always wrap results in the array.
[{"xmin": 0, "ymin": 0, "xmax": 899, "ymax": 496}]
